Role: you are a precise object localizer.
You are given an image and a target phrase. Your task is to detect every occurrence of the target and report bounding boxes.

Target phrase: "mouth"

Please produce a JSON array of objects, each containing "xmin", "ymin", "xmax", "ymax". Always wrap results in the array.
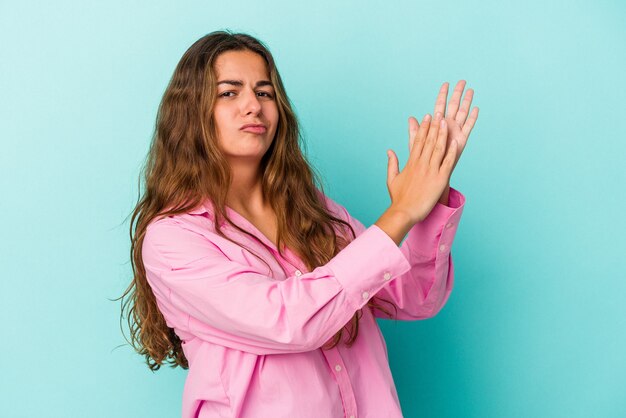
[{"xmin": 240, "ymin": 124, "xmax": 267, "ymax": 134}]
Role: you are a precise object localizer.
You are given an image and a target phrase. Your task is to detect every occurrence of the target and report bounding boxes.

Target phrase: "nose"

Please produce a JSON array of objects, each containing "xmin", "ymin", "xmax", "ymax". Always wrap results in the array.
[{"xmin": 241, "ymin": 88, "xmax": 262, "ymax": 116}]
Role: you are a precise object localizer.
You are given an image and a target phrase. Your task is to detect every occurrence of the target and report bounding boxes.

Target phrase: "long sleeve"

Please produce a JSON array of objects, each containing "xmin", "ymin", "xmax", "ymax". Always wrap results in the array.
[
  {"xmin": 330, "ymin": 187, "xmax": 466, "ymax": 320},
  {"xmin": 142, "ymin": 217, "xmax": 414, "ymax": 355}
]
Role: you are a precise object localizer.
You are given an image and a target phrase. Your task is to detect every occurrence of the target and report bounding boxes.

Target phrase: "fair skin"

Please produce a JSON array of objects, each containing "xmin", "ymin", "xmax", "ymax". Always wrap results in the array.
[
  {"xmin": 375, "ymin": 112, "xmax": 456, "ymax": 245},
  {"xmin": 377, "ymin": 81, "xmax": 479, "ymax": 245},
  {"xmin": 212, "ymin": 49, "xmax": 479, "ymax": 247},
  {"xmin": 213, "ymin": 49, "xmax": 280, "ymax": 245},
  {"xmin": 410, "ymin": 80, "xmax": 480, "ymax": 206}
]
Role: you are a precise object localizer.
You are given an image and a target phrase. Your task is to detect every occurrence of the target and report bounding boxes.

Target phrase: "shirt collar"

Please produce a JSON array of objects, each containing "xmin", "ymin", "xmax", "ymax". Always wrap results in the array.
[
  {"xmin": 186, "ymin": 201, "xmax": 228, "ymax": 227},
  {"xmin": 187, "ymin": 203, "xmax": 209, "ymax": 215}
]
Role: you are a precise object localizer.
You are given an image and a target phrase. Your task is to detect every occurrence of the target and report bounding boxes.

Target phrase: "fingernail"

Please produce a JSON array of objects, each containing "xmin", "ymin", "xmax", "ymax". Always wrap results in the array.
[
  {"xmin": 425, "ymin": 114, "xmax": 431, "ymax": 122},
  {"xmin": 440, "ymin": 119, "xmax": 446, "ymax": 127}
]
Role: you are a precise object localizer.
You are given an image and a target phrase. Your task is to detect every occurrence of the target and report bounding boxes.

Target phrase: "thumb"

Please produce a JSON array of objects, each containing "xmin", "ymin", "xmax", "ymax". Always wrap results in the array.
[{"xmin": 386, "ymin": 149, "xmax": 399, "ymax": 189}]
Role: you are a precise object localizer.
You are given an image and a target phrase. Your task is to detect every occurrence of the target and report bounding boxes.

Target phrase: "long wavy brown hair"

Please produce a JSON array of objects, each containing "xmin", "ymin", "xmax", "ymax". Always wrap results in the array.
[{"xmin": 119, "ymin": 30, "xmax": 398, "ymax": 371}]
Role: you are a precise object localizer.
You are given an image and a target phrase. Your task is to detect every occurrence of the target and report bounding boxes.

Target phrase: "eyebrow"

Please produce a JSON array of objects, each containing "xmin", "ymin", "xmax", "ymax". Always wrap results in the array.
[{"xmin": 217, "ymin": 80, "xmax": 274, "ymax": 88}]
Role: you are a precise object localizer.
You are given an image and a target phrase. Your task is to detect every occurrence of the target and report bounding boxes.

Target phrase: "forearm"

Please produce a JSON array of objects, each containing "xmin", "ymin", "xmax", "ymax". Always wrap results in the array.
[{"xmin": 374, "ymin": 207, "xmax": 414, "ymax": 247}]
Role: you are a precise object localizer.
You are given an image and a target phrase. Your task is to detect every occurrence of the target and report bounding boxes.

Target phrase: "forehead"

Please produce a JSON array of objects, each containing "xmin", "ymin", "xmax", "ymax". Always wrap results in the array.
[{"xmin": 214, "ymin": 50, "xmax": 270, "ymax": 80}]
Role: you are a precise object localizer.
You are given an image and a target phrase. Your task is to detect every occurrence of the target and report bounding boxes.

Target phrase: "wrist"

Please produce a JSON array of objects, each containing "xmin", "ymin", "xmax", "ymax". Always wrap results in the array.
[
  {"xmin": 374, "ymin": 206, "xmax": 415, "ymax": 246},
  {"xmin": 438, "ymin": 183, "xmax": 450, "ymax": 206}
]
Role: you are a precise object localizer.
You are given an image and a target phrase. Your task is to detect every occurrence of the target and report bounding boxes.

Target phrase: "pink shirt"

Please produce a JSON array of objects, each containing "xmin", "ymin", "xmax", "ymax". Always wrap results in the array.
[{"xmin": 142, "ymin": 187, "xmax": 465, "ymax": 418}]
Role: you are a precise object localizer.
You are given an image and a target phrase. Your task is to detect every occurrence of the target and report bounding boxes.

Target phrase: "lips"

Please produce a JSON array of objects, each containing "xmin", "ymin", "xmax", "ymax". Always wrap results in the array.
[{"xmin": 240, "ymin": 123, "xmax": 267, "ymax": 134}]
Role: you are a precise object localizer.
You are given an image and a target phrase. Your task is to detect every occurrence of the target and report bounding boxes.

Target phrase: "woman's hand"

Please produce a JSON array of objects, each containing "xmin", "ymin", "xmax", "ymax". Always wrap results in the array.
[
  {"xmin": 409, "ymin": 80, "xmax": 479, "ymax": 173},
  {"xmin": 385, "ymin": 112, "xmax": 458, "ymax": 224}
]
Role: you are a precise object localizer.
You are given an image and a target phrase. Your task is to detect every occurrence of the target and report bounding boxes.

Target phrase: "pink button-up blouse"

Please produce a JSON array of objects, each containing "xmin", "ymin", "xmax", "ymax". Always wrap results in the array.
[{"xmin": 142, "ymin": 187, "xmax": 465, "ymax": 418}]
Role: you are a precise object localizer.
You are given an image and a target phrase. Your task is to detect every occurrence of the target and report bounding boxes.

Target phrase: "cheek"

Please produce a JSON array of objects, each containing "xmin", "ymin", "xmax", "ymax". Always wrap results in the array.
[
  {"xmin": 212, "ymin": 108, "xmax": 228, "ymax": 131},
  {"xmin": 213, "ymin": 111, "xmax": 236, "ymax": 146},
  {"xmin": 267, "ymin": 104, "xmax": 279, "ymax": 126}
]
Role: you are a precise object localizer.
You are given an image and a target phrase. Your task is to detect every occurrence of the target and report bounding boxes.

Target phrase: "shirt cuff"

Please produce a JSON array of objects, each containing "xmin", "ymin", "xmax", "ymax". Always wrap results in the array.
[
  {"xmin": 400, "ymin": 186, "xmax": 466, "ymax": 264},
  {"xmin": 326, "ymin": 223, "xmax": 412, "ymax": 311}
]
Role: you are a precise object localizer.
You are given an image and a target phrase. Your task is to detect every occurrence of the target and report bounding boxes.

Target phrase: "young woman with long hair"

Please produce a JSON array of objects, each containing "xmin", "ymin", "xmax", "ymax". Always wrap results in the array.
[{"xmin": 120, "ymin": 30, "xmax": 478, "ymax": 417}]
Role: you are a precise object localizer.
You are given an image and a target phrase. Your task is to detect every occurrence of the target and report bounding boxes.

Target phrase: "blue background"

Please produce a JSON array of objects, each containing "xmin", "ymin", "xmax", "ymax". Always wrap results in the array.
[{"xmin": 1, "ymin": 1, "xmax": 625, "ymax": 417}]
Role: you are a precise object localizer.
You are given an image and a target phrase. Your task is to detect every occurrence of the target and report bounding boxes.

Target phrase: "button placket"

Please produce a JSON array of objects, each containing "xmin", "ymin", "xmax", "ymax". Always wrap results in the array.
[
  {"xmin": 438, "ymin": 217, "xmax": 457, "ymax": 257},
  {"xmin": 321, "ymin": 348, "xmax": 357, "ymax": 418}
]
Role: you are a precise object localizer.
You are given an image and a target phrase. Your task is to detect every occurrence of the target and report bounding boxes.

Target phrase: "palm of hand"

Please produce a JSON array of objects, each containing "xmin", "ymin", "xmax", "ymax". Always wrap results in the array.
[
  {"xmin": 413, "ymin": 80, "xmax": 479, "ymax": 172},
  {"xmin": 444, "ymin": 112, "xmax": 470, "ymax": 172}
]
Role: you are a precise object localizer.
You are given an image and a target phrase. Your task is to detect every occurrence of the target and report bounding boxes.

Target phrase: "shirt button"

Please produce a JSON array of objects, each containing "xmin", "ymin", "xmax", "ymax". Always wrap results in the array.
[
  {"xmin": 335, "ymin": 364, "xmax": 342, "ymax": 372},
  {"xmin": 294, "ymin": 270, "xmax": 302, "ymax": 277},
  {"xmin": 439, "ymin": 244, "xmax": 447, "ymax": 252},
  {"xmin": 446, "ymin": 222, "xmax": 453, "ymax": 228},
  {"xmin": 383, "ymin": 272, "xmax": 391, "ymax": 281},
  {"xmin": 362, "ymin": 291, "xmax": 369, "ymax": 300},
  {"xmin": 349, "ymin": 415, "xmax": 355, "ymax": 418}
]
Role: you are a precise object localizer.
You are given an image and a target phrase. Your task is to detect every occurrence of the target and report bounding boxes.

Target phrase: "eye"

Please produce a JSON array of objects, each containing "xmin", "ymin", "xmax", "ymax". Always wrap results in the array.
[
  {"xmin": 219, "ymin": 91, "xmax": 235, "ymax": 97},
  {"xmin": 257, "ymin": 91, "xmax": 274, "ymax": 98}
]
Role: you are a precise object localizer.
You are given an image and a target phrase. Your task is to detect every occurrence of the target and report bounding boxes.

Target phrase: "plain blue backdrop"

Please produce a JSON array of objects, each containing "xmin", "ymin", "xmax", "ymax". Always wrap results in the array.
[{"xmin": 1, "ymin": 1, "xmax": 624, "ymax": 417}]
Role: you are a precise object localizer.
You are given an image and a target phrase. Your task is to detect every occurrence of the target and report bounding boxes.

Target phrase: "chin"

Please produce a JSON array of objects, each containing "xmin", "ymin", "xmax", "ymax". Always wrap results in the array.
[{"xmin": 224, "ymin": 148, "xmax": 270, "ymax": 159}]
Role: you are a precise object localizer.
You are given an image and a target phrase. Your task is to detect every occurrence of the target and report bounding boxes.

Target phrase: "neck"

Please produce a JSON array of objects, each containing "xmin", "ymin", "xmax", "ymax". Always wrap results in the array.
[{"xmin": 226, "ymin": 158, "xmax": 267, "ymax": 213}]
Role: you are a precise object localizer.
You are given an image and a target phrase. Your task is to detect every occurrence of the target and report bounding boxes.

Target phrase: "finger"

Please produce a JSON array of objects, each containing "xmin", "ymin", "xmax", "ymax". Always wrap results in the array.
[
  {"xmin": 429, "ymin": 118, "xmax": 448, "ymax": 168},
  {"xmin": 408, "ymin": 116, "xmax": 419, "ymax": 153},
  {"xmin": 445, "ymin": 80, "xmax": 466, "ymax": 119},
  {"xmin": 410, "ymin": 114, "xmax": 431, "ymax": 163},
  {"xmin": 433, "ymin": 82, "xmax": 449, "ymax": 118},
  {"xmin": 386, "ymin": 149, "xmax": 399, "ymax": 188},
  {"xmin": 455, "ymin": 88, "xmax": 474, "ymax": 126},
  {"xmin": 461, "ymin": 107, "xmax": 479, "ymax": 138},
  {"xmin": 440, "ymin": 139, "xmax": 458, "ymax": 176},
  {"xmin": 420, "ymin": 112, "xmax": 442, "ymax": 164}
]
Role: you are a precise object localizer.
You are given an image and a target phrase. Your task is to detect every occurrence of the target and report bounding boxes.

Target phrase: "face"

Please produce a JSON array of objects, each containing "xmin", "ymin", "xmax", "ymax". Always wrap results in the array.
[{"xmin": 212, "ymin": 50, "xmax": 279, "ymax": 164}]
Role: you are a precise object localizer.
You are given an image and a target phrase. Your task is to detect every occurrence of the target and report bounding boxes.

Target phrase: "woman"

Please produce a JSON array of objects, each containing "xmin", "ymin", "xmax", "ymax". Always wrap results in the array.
[{"xmin": 121, "ymin": 30, "xmax": 478, "ymax": 418}]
